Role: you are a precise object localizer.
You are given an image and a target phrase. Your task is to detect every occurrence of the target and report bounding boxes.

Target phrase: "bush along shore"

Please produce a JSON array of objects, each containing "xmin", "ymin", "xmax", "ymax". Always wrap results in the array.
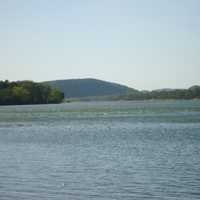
[{"xmin": 0, "ymin": 80, "xmax": 64, "ymax": 105}]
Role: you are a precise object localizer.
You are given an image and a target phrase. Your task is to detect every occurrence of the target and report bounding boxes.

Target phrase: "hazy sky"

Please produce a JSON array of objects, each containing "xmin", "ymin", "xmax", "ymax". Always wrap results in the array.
[{"xmin": 0, "ymin": 0, "xmax": 199, "ymax": 90}]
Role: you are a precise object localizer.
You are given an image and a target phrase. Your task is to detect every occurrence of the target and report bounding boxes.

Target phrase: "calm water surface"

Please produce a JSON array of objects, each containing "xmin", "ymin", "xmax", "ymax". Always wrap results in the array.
[{"xmin": 0, "ymin": 100, "xmax": 200, "ymax": 200}]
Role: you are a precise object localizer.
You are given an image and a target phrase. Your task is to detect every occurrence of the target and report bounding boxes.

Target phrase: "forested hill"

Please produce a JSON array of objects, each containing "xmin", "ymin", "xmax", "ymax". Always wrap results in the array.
[
  {"xmin": 1, "ymin": 79, "xmax": 199, "ymax": 105},
  {"xmin": 0, "ymin": 80, "xmax": 64, "ymax": 105},
  {"xmin": 44, "ymin": 78, "xmax": 136, "ymax": 98}
]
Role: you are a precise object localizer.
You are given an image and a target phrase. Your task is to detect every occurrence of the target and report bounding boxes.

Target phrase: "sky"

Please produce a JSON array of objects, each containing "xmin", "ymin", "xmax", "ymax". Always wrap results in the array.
[{"xmin": 0, "ymin": 0, "xmax": 199, "ymax": 90}]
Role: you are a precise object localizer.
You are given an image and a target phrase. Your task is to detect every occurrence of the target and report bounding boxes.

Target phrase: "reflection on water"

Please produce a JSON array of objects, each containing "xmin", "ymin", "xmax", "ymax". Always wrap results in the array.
[{"xmin": 0, "ymin": 100, "xmax": 200, "ymax": 199}]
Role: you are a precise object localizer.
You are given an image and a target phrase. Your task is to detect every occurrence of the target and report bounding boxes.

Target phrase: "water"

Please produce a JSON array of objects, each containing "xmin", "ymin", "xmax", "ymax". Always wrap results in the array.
[{"xmin": 0, "ymin": 100, "xmax": 200, "ymax": 200}]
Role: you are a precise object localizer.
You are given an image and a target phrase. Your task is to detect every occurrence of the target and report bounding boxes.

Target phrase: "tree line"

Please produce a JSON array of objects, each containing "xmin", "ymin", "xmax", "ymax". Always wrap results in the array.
[
  {"xmin": 116, "ymin": 85, "xmax": 200, "ymax": 100},
  {"xmin": 0, "ymin": 80, "xmax": 64, "ymax": 105}
]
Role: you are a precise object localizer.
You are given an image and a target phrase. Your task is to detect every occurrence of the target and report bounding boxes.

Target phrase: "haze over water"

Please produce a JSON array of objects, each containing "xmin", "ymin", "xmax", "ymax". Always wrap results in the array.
[{"xmin": 0, "ymin": 100, "xmax": 200, "ymax": 199}]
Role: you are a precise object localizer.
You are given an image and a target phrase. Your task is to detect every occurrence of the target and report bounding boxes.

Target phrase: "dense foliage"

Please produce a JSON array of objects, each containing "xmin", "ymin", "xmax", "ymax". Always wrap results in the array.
[
  {"xmin": 116, "ymin": 85, "xmax": 200, "ymax": 100},
  {"xmin": 0, "ymin": 80, "xmax": 64, "ymax": 105}
]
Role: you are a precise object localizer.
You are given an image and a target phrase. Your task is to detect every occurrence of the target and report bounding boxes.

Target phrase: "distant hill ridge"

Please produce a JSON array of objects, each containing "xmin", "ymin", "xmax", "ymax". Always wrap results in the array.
[{"xmin": 44, "ymin": 78, "xmax": 136, "ymax": 98}]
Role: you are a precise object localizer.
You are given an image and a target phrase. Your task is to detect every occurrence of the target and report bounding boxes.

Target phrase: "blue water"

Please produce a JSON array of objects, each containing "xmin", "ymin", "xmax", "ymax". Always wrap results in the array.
[{"xmin": 0, "ymin": 100, "xmax": 200, "ymax": 199}]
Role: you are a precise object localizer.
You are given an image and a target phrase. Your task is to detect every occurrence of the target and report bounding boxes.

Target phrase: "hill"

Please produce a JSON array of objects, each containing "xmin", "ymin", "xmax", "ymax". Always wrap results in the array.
[{"xmin": 44, "ymin": 78, "xmax": 136, "ymax": 98}]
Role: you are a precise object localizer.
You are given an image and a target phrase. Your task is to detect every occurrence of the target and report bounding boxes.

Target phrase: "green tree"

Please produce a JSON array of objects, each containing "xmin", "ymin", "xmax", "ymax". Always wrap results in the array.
[
  {"xmin": 12, "ymin": 86, "xmax": 31, "ymax": 104},
  {"xmin": 48, "ymin": 88, "xmax": 64, "ymax": 103}
]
